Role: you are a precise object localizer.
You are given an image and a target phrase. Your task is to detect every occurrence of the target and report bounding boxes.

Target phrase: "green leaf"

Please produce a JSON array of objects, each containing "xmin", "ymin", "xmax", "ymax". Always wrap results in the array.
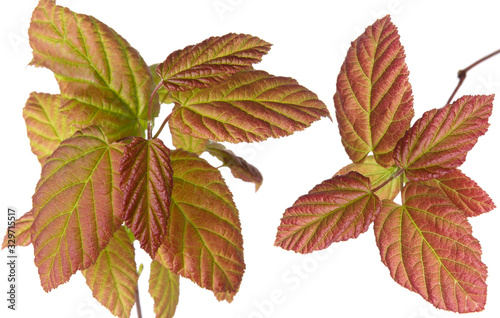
[
  {"xmin": 394, "ymin": 95, "xmax": 493, "ymax": 180},
  {"xmin": 334, "ymin": 15, "xmax": 414, "ymax": 167},
  {"xmin": 156, "ymin": 33, "xmax": 271, "ymax": 92},
  {"xmin": 156, "ymin": 150, "xmax": 245, "ymax": 297},
  {"xmin": 31, "ymin": 126, "xmax": 124, "ymax": 291},
  {"xmin": 149, "ymin": 259, "xmax": 180, "ymax": 318},
  {"xmin": 2, "ymin": 210, "xmax": 34, "ymax": 249},
  {"xmin": 29, "ymin": 0, "xmax": 158, "ymax": 141},
  {"xmin": 206, "ymin": 142, "xmax": 263, "ymax": 191},
  {"xmin": 82, "ymin": 227, "xmax": 138, "ymax": 318},
  {"xmin": 168, "ymin": 69, "xmax": 330, "ymax": 143},
  {"xmin": 275, "ymin": 171, "xmax": 381, "ymax": 253},
  {"xmin": 23, "ymin": 92, "xmax": 77, "ymax": 164},
  {"xmin": 335, "ymin": 156, "xmax": 401, "ymax": 200},
  {"xmin": 170, "ymin": 125, "xmax": 208, "ymax": 155},
  {"xmin": 374, "ymin": 182, "xmax": 487, "ymax": 312},
  {"xmin": 120, "ymin": 137, "xmax": 174, "ymax": 258}
]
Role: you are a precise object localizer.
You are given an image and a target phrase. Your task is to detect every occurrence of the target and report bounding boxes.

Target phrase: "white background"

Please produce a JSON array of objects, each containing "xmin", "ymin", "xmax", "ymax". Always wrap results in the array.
[{"xmin": 1, "ymin": 1, "xmax": 500, "ymax": 318}]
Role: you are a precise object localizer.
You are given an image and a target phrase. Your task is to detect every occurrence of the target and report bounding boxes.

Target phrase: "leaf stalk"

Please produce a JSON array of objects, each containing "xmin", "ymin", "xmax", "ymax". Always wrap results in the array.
[{"xmin": 147, "ymin": 82, "xmax": 164, "ymax": 139}]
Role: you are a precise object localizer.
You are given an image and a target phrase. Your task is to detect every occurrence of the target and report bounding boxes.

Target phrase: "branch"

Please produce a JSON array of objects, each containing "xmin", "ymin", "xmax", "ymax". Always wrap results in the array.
[{"xmin": 446, "ymin": 49, "xmax": 500, "ymax": 105}]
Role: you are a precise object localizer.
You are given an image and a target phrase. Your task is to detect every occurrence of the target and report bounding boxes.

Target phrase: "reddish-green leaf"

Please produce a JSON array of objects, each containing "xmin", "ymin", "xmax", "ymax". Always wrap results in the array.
[
  {"xmin": 29, "ymin": 0, "xmax": 158, "ymax": 141},
  {"xmin": 206, "ymin": 142, "xmax": 263, "ymax": 191},
  {"xmin": 394, "ymin": 95, "xmax": 493, "ymax": 181},
  {"xmin": 120, "ymin": 137, "xmax": 173, "ymax": 258},
  {"xmin": 149, "ymin": 260, "xmax": 180, "ymax": 318},
  {"xmin": 168, "ymin": 69, "xmax": 330, "ymax": 143},
  {"xmin": 170, "ymin": 125, "xmax": 208, "ymax": 155},
  {"xmin": 419, "ymin": 169, "xmax": 495, "ymax": 217},
  {"xmin": 31, "ymin": 126, "xmax": 124, "ymax": 291},
  {"xmin": 334, "ymin": 15, "xmax": 414, "ymax": 167},
  {"xmin": 335, "ymin": 156, "xmax": 401, "ymax": 200},
  {"xmin": 275, "ymin": 171, "xmax": 381, "ymax": 254},
  {"xmin": 156, "ymin": 33, "xmax": 271, "ymax": 92},
  {"xmin": 82, "ymin": 227, "xmax": 138, "ymax": 318},
  {"xmin": 156, "ymin": 150, "xmax": 244, "ymax": 296},
  {"xmin": 374, "ymin": 182, "xmax": 487, "ymax": 312},
  {"xmin": 2, "ymin": 210, "xmax": 34, "ymax": 249},
  {"xmin": 23, "ymin": 93, "xmax": 77, "ymax": 164}
]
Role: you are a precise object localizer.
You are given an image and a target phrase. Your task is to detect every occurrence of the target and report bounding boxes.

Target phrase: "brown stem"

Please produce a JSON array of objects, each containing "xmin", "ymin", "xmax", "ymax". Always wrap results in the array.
[
  {"xmin": 446, "ymin": 49, "xmax": 500, "ymax": 105},
  {"xmin": 135, "ymin": 285, "xmax": 143, "ymax": 318},
  {"xmin": 147, "ymin": 82, "xmax": 164, "ymax": 139},
  {"xmin": 371, "ymin": 168, "xmax": 405, "ymax": 194},
  {"xmin": 153, "ymin": 112, "xmax": 172, "ymax": 139}
]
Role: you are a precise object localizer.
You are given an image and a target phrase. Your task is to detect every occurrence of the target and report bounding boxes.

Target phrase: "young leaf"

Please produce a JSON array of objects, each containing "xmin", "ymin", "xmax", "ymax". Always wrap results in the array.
[
  {"xmin": 206, "ymin": 142, "xmax": 263, "ymax": 191},
  {"xmin": 31, "ymin": 126, "xmax": 124, "ymax": 291},
  {"xmin": 419, "ymin": 169, "xmax": 495, "ymax": 217},
  {"xmin": 156, "ymin": 33, "xmax": 271, "ymax": 92},
  {"xmin": 334, "ymin": 15, "xmax": 414, "ymax": 167},
  {"xmin": 82, "ymin": 227, "xmax": 138, "ymax": 318},
  {"xmin": 149, "ymin": 260, "xmax": 180, "ymax": 318},
  {"xmin": 2, "ymin": 210, "xmax": 34, "ymax": 249},
  {"xmin": 374, "ymin": 182, "xmax": 487, "ymax": 312},
  {"xmin": 170, "ymin": 125, "xmax": 208, "ymax": 155},
  {"xmin": 394, "ymin": 95, "xmax": 494, "ymax": 180},
  {"xmin": 29, "ymin": 0, "xmax": 158, "ymax": 141},
  {"xmin": 335, "ymin": 156, "xmax": 401, "ymax": 200},
  {"xmin": 168, "ymin": 70, "xmax": 330, "ymax": 143},
  {"xmin": 155, "ymin": 150, "xmax": 245, "ymax": 296},
  {"xmin": 23, "ymin": 93, "xmax": 76, "ymax": 164},
  {"xmin": 120, "ymin": 137, "xmax": 174, "ymax": 258},
  {"xmin": 275, "ymin": 171, "xmax": 381, "ymax": 254}
]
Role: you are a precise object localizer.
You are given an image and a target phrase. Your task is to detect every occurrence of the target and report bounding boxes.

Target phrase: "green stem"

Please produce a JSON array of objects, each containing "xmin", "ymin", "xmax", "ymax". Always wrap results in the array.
[
  {"xmin": 446, "ymin": 48, "xmax": 500, "ymax": 106},
  {"xmin": 147, "ymin": 82, "xmax": 164, "ymax": 139},
  {"xmin": 152, "ymin": 112, "xmax": 172, "ymax": 139},
  {"xmin": 371, "ymin": 168, "xmax": 405, "ymax": 194}
]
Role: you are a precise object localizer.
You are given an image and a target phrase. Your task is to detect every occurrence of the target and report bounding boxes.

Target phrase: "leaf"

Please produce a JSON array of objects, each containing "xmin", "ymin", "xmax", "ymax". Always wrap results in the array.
[
  {"xmin": 2, "ymin": 210, "xmax": 34, "ymax": 249},
  {"xmin": 206, "ymin": 142, "xmax": 263, "ymax": 191},
  {"xmin": 120, "ymin": 137, "xmax": 173, "ymax": 258},
  {"xmin": 275, "ymin": 171, "xmax": 381, "ymax": 254},
  {"xmin": 156, "ymin": 33, "xmax": 271, "ymax": 92},
  {"xmin": 149, "ymin": 259, "xmax": 180, "ymax": 318},
  {"xmin": 155, "ymin": 150, "xmax": 245, "ymax": 296},
  {"xmin": 419, "ymin": 169, "xmax": 495, "ymax": 217},
  {"xmin": 394, "ymin": 95, "xmax": 494, "ymax": 181},
  {"xmin": 29, "ymin": 0, "xmax": 158, "ymax": 141},
  {"xmin": 170, "ymin": 125, "xmax": 208, "ymax": 155},
  {"xmin": 82, "ymin": 227, "xmax": 138, "ymax": 318},
  {"xmin": 374, "ymin": 182, "xmax": 487, "ymax": 312},
  {"xmin": 334, "ymin": 15, "xmax": 414, "ymax": 167},
  {"xmin": 335, "ymin": 155, "xmax": 401, "ymax": 200},
  {"xmin": 168, "ymin": 69, "xmax": 330, "ymax": 143},
  {"xmin": 23, "ymin": 92, "xmax": 77, "ymax": 164},
  {"xmin": 151, "ymin": 63, "xmax": 175, "ymax": 105},
  {"xmin": 31, "ymin": 126, "xmax": 124, "ymax": 291}
]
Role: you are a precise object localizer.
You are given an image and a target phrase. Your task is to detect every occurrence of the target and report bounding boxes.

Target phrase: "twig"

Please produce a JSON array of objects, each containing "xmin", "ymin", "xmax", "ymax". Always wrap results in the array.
[
  {"xmin": 446, "ymin": 49, "xmax": 500, "ymax": 105},
  {"xmin": 147, "ymin": 82, "xmax": 164, "ymax": 139}
]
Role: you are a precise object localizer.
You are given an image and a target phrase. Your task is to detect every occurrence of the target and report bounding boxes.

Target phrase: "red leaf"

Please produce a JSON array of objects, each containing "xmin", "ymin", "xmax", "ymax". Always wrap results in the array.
[
  {"xmin": 156, "ymin": 33, "xmax": 271, "ymax": 92},
  {"xmin": 374, "ymin": 182, "xmax": 487, "ymax": 312},
  {"xmin": 334, "ymin": 15, "xmax": 414, "ymax": 167},
  {"xmin": 275, "ymin": 171, "xmax": 381, "ymax": 253},
  {"xmin": 394, "ymin": 95, "xmax": 494, "ymax": 181},
  {"xmin": 168, "ymin": 70, "xmax": 330, "ymax": 143},
  {"xmin": 120, "ymin": 137, "xmax": 173, "ymax": 258},
  {"xmin": 2, "ymin": 210, "xmax": 34, "ymax": 249},
  {"xmin": 156, "ymin": 150, "xmax": 244, "ymax": 296},
  {"xmin": 31, "ymin": 126, "xmax": 124, "ymax": 291},
  {"xmin": 419, "ymin": 169, "xmax": 495, "ymax": 217}
]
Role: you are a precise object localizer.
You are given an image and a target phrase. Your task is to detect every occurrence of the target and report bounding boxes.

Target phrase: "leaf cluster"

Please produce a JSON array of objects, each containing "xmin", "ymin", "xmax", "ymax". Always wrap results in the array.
[
  {"xmin": 3, "ymin": 1, "xmax": 329, "ymax": 317},
  {"xmin": 275, "ymin": 15, "xmax": 495, "ymax": 313}
]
